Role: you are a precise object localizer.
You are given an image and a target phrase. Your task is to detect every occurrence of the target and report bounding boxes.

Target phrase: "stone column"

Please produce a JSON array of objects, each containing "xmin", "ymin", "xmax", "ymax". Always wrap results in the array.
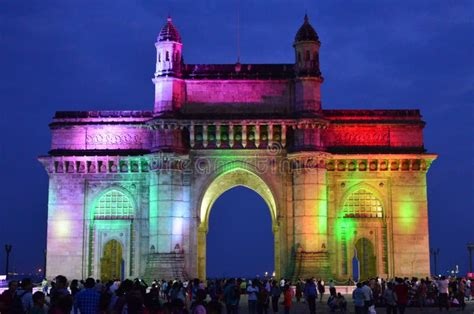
[
  {"xmin": 242, "ymin": 124, "xmax": 247, "ymax": 148},
  {"xmin": 281, "ymin": 124, "xmax": 287, "ymax": 147},
  {"xmin": 289, "ymin": 153, "xmax": 329, "ymax": 278},
  {"xmin": 189, "ymin": 123, "xmax": 195, "ymax": 148},
  {"xmin": 202, "ymin": 124, "xmax": 208, "ymax": 148},
  {"xmin": 390, "ymin": 166, "xmax": 432, "ymax": 278},
  {"xmin": 197, "ymin": 226, "xmax": 207, "ymax": 281},
  {"xmin": 46, "ymin": 174, "xmax": 86, "ymax": 280},
  {"xmin": 229, "ymin": 124, "xmax": 234, "ymax": 148},
  {"xmin": 215, "ymin": 123, "xmax": 221, "ymax": 148},
  {"xmin": 255, "ymin": 124, "xmax": 260, "ymax": 148},
  {"xmin": 268, "ymin": 124, "xmax": 274, "ymax": 144}
]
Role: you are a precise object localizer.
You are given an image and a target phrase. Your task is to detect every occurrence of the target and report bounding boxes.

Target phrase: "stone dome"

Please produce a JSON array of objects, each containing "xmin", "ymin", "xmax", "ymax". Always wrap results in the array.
[
  {"xmin": 157, "ymin": 17, "xmax": 182, "ymax": 43},
  {"xmin": 295, "ymin": 14, "xmax": 319, "ymax": 43}
]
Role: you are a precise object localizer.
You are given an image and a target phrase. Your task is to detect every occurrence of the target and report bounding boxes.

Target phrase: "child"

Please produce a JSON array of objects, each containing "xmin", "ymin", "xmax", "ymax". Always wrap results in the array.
[
  {"xmin": 284, "ymin": 284, "xmax": 292, "ymax": 314},
  {"xmin": 30, "ymin": 291, "xmax": 47, "ymax": 314}
]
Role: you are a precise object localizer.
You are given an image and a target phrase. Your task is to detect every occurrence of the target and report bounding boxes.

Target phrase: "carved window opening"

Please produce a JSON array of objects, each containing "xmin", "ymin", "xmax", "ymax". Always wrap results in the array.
[
  {"xmin": 305, "ymin": 50, "xmax": 310, "ymax": 61},
  {"xmin": 158, "ymin": 53, "xmax": 161, "ymax": 62},
  {"xmin": 94, "ymin": 190, "xmax": 134, "ymax": 220},
  {"xmin": 343, "ymin": 189, "xmax": 383, "ymax": 218},
  {"xmin": 166, "ymin": 51, "xmax": 170, "ymax": 61}
]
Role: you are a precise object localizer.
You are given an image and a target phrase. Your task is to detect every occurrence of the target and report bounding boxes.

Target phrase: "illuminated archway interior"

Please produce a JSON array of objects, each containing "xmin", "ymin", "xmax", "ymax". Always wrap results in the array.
[
  {"xmin": 198, "ymin": 168, "xmax": 279, "ymax": 280},
  {"xmin": 206, "ymin": 186, "xmax": 274, "ymax": 278}
]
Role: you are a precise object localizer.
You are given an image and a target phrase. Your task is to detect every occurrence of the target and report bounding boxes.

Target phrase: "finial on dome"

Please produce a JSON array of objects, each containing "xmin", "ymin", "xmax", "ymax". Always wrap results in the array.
[
  {"xmin": 294, "ymin": 13, "xmax": 319, "ymax": 43},
  {"xmin": 157, "ymin": 16, "xmax": 182, "ymax": 43}
]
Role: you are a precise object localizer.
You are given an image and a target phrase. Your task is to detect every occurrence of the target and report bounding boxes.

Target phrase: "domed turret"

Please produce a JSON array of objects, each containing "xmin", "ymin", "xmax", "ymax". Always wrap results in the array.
[
  {"xmin": 153, "ymin": 17, "xmax": 185, "ymax": 115},
  {"xmin": 295, "ymin": 14, "xmax": 319, "ymax": 43},
  {"xmin": 158, "ymin": 17, "xmax": 182, "ymax": 43},
  {"xmin": 293, "ymin": 14, "xmax": 321, "ymax": 76},
  {"xmin": 154, "ymin": 16, "xmax": 183, "ymax": 77},
  {"xmin": 293, "ymin": 14, "xmax": 323, "ymax": 115}
]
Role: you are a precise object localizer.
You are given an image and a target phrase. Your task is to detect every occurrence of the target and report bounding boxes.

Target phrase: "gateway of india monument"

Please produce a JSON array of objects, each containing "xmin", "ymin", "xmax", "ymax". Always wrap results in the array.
[{"xmin": 40, "ymin": 15, "xmax": 436, "ymax": 282}]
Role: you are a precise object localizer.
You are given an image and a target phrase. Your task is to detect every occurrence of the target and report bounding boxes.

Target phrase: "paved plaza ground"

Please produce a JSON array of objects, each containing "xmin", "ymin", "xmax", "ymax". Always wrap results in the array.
[{"xmin": 224, "ymin": 295, "xmax": 474, "ymax": 314}]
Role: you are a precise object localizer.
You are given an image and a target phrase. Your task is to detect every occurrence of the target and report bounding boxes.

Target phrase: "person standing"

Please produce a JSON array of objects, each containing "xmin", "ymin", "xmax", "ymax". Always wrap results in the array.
[
  {"xmin": 247, "ymin": 280, "xmax": 259, "ymax": 314},
  {"xmin": 0, "ymin": 280, "xmax": 18, "ymax": 313},
  {"xmin": 30, "ymin": 291, "xmax": 47, "ymax": 314},
  {"xmin": 283, "ymin": 285, "xmax": 292, "ymax": 314},
  {"xmin": 436, "ymin": 276, "xmax": 450, "ymax": 311},
  {"xmin": 317, "ymin": 280, "xmax": 325, "ymax": 303},
  {"xmin": 257, "ymin": 281, "xmax": 269, "ymax": 314},
  {"xmin": 393, "ymin": 278, "xmax": 408, "ymax": 314},
  {"xmin": 303, "ymin": 279, "xmax": 317, "ymax": 314},
  {"xmin": 270, "ymin": 280, "xmax": 280, "ymax": 313},
  {"xmin": 73, "ymin": 278, "xmax": 101, "ymax": 314},
  {"xmin": 416, "ymin": 279, "xmax": 427, "ymax": 310},
  {"xmin": 15, "ymin": 278, "xmax": 34, "ymax": 314},
  {"xmin": 352, "ymin": 283, "xmax": 365, "ymax": 314},
  {"xmin": 224, "ymin": 279, "xmax": 239, "ymax": 314},
  {"xmin": 361, "ymin": 281, "xmax": 373, "ymax": 314},
  {"xmin": 383, "ymin": 282, "xmax": 397, "ymax": 314}
]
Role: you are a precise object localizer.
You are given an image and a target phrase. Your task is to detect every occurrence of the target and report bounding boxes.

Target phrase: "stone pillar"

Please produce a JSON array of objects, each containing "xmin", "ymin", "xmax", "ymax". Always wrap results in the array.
[
  {"xmin": 197, "ymin": 226, "xmax": 207, "ymax": 281},
  {"xmin": 202, "ymin": 124, "xmax": 208, "ymax": 148},
  {"xmin": 215, "ymin": 123, "xmax": 221, "ymax": 148},
  {"xmin": 242, "ymin": 124, "xmax": 247, "ymax": 148},
  {"xmin": 390, "ymin": 167, "xmax": 431, "ymax": 278},
  {"xmin": 255, "ymin": 124, "xmax": 260, "ymax": 148},
  {"xmin": 229, "ymin": 124, "xmax": 234, "ymax": 148},
  {"xmin": 268, "ymin": 124, "xmax": 273, "ymax": 144},
  {"xmin": 289, "ymin": 153, "xmax": 329, "ymax": 278},
  {"xmin": 46, "ymin": 175, "xmax": 85, "ymax": 280},
  {"xmin": 281, "ymin": 124, "xmax": 287, "ymax": 147},
  {"xmin": 189, "ymin": 123, "xmax": 195, "ymax": 148}
]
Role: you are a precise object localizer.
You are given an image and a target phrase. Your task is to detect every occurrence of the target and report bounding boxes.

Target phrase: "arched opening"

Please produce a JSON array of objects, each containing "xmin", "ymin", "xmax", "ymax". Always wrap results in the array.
[
  {"xmin": 338, "ymin": 186, "xmax": 386, "ymax": 280},
  {"xmin": 197, "ymin": 168, "xmax": 279, "ymax": 280},
  {"xmin": 100, "ymin": 239, "xmax": 124, "ymax": 281},
  {"xmin": 354, "ymin": 238, "xmax": 376, "ymax": 281},
  {"xmin": 89, "ymin": 189, "xmax": 135, "ymax": 279},
  {"xmin": 206, "ymin": 186, "xmax": 274, "ymax": 278}
]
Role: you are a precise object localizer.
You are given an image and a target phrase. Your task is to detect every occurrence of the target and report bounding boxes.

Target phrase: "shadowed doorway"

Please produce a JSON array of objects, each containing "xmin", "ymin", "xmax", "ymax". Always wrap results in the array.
[{"xmin": 206, "ymin": 186, "xmax": 274, "ymax": 278}]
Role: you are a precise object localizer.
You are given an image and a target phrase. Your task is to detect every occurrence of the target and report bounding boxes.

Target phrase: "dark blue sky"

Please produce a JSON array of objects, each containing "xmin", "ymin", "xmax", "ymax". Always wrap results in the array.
[{"xmin": 0, "ymin": 0, "xmax": 473, "ymax": 276}]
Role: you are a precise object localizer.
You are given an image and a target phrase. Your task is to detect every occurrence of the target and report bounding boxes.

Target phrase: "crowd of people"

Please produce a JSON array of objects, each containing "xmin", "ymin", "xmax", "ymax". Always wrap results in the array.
[
  {"xmin": 352, "ymin": 276, "xmax": 472, "ymax": 313},
  {"xmin": 0, "ymin": 275, "xmax": 471, "ymax": 314}
]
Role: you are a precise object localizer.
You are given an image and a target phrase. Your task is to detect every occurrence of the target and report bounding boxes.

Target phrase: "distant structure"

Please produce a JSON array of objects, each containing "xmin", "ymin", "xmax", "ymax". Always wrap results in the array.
[{"xmin": 40, "ymin": 15, "xmax": 436, "ymax": 281}]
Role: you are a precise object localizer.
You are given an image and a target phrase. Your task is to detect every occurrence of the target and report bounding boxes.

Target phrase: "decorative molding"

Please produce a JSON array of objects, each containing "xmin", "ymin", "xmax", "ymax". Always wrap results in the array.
[{"xmin": 326, "ymin": 154, "xmax": 437, "ymax": 172}]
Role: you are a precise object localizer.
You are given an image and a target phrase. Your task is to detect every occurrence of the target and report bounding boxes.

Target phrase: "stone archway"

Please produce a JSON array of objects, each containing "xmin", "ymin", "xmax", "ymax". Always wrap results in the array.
[{"xmin": 197, "ymin": 168, "xmax": 279, "ymax": 280}]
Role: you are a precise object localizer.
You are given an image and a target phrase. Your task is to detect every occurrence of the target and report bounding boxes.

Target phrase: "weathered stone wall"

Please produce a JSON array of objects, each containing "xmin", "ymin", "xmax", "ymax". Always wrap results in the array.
[
  {"xmin": 51, "ymin": 125, "xmax": 151, "ymax": 151},
  {"xmin": 46, "ymin": 175, "xmax": 86, "ymax": 280},
  {"xmin": 182, "ymin": 80, "xmax": 292, "ymax": 115},
  {"xmin": 390, "ymin": 172, "xmax": 430, "ymax": 277}
]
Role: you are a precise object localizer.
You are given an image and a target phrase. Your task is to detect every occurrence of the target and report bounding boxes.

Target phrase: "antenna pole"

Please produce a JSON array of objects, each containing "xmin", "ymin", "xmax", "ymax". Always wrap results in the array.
[{"xmin": 237, "ymin": 0, "xmax": 240, "ymax": 63}]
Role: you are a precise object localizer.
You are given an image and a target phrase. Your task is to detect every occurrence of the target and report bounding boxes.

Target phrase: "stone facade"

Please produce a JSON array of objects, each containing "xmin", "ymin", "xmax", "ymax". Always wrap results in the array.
[{"xmin": 39, "ymin": 16, "xmax": 436, "ymax": 281}]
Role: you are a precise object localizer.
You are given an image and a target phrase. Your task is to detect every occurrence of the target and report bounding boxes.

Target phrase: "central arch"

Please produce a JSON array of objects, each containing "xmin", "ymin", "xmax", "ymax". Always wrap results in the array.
[{"xmin": 197, "ymin": 168, "xmax": 279, "ymax": 280}]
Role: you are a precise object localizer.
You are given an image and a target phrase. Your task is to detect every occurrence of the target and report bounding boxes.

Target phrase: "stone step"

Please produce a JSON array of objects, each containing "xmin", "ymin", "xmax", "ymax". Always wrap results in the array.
[
  {"xmin": 292, "ymin": 251, "xmax": 331, "ymax": 280},
  {"xmin": 143, "ymin": 253, "xmax": 188, "ymax": 282}
]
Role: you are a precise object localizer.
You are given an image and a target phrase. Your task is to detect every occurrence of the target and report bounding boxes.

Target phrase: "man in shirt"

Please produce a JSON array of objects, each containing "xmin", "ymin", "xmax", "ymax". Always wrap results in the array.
[
  {"xmin": 74, "ymin": 277, "xmax": 101, "ymax": 314},
  {"xmin": 16, "ymin": 278, "xmax": 34, "ymax": 313},
  {"xmin": 361, "ymin": 281, "xmax": 373, "ymax": 313},
  {"xmin": 436, "ymin": 276, "xmax": 450, "ymax": 311},
  {"xmin": 352, "ymin": 283, "xmax": 365, "ymax": 314},
  {"xmin": 304, "ymin": 278, "xmax": 318, "ymax": 314}
]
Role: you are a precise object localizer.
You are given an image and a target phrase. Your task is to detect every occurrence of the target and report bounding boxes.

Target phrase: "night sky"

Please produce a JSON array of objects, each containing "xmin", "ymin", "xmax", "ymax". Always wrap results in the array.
[{"xmin": 0, "ymin": 0, "xmax": 473, "ymax": 278}]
